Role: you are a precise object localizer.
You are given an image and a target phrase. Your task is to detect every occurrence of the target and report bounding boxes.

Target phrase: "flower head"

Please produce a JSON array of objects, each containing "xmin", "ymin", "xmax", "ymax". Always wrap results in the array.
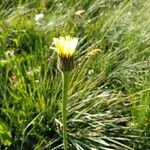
[
  {"xmin": 53, "ymin": 36, "xmax": 78, "ymax": 58},
  {"xmin": 35, "ymin": 13, "xmax": 44, "ymax": 21},
  {"xmin": 53, "ymin": 36, "xmax": 78, "ymax": 72}
]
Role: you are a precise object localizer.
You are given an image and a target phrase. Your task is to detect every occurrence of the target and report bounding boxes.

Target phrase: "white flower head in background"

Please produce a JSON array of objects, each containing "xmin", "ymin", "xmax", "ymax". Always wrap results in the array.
[
  {"xmin": 5, "ymin": 50, "xmax": 14, "ymax": 59},
  {"xmin": 35, "ymin": 13, "xmax": 44, "ymax": 22}
]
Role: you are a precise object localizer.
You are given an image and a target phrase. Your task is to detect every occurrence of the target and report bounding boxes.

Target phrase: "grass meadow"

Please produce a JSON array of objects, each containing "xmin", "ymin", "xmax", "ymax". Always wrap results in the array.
[{"xmin": 0, "ymin": 0, "xmax": 150, "ymax": 149}]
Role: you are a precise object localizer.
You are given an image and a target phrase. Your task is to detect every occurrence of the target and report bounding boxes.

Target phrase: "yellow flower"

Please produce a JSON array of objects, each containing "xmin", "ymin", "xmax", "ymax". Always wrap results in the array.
[{"xmin": 53, "ymin": 36, "xmax": 78, "ymax": 58}]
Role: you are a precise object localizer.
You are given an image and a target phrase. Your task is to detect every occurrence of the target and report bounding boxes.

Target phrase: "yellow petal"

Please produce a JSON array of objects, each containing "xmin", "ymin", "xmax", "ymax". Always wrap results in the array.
[{"xmin": 53, "ymin": 36, "xmax": 78, "ymax": 58}]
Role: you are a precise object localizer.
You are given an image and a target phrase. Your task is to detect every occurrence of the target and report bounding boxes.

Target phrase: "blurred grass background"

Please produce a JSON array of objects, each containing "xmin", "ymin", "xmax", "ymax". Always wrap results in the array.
[{"xmin": 0, "ymin": 0, "xmax": 150, "ymax": 149}]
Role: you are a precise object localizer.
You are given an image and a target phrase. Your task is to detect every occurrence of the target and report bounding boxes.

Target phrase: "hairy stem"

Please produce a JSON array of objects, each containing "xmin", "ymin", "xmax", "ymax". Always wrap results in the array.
[{"xmin": 62, "ymin": 71, "xmax": 69, "ymax": 150}]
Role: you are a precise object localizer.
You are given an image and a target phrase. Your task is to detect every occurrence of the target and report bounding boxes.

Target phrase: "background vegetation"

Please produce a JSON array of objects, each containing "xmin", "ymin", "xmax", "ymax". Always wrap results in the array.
[{"xmin": 0, "ymin": 0, "xmax": 150, "ymax": 149}]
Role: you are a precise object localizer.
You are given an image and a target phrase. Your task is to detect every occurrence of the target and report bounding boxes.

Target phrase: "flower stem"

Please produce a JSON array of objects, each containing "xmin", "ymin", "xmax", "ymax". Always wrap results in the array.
[{"xmin": 62, "ymin": 71, "xmax": 69, "ymax": 150}]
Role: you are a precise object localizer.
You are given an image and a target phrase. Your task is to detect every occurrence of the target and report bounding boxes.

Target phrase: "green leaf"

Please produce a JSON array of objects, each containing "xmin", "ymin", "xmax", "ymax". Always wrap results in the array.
[{"xmin": 0, "ymin": 121, "xmax": 12, "ymax": 146}]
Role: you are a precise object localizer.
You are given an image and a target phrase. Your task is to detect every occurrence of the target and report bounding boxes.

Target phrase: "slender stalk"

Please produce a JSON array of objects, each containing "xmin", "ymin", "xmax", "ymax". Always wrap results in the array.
[{"xmin": 62, "ymin": 71, "xmax": 69, "ymax": 150}]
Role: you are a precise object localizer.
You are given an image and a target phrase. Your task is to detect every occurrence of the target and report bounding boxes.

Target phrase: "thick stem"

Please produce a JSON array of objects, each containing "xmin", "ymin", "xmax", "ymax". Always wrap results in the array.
[{"xmin": 62, "ymin": 71, "xmax": 69, "ymax": 150}]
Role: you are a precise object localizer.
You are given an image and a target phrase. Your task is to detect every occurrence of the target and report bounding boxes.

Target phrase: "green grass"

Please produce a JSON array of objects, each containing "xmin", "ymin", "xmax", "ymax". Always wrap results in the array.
[{"xmin": 0, "ymin": 0, "xmax": 150, "ymax": 149}]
